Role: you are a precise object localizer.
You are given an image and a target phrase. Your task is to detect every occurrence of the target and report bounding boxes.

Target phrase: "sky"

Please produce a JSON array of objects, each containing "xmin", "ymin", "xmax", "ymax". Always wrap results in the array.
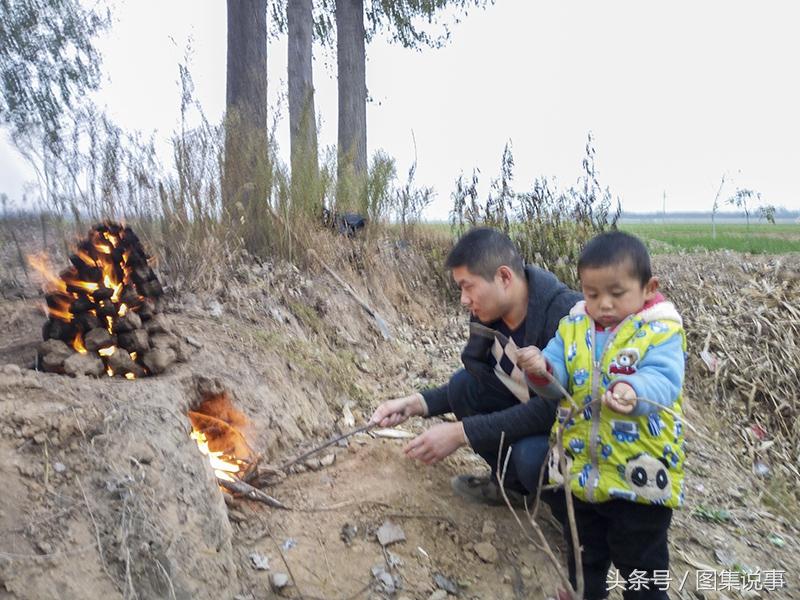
[{"xmin": 2, "ymin": 0, "xmax": 799, "ymax": 219}]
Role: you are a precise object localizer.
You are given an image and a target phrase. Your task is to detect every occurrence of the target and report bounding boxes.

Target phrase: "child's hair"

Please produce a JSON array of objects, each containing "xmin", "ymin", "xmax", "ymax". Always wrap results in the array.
[
  {"xmin": 578, "ymin": 231, "xmax": 652, "ymax": 286},
  {"xmin": 445, "ymin": 227, "xmax": 525, "ymax": 281}
]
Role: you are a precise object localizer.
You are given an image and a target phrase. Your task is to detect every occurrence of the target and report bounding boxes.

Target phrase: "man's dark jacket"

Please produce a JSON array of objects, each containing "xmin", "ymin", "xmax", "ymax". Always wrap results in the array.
[{"xmin": 421, "ymin": 265, "xmax": 582, "ymax": 454}]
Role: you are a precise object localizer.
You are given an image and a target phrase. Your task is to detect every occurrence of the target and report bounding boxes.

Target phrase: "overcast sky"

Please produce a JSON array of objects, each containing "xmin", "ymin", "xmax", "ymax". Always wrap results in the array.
[{"xmin": 2, "ymin": 0, "xmax": 799, "ymax": 219}]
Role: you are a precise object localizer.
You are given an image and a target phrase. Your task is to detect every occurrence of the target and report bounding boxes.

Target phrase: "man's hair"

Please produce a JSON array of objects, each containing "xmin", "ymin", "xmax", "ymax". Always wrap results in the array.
[
  {"xmin": 445, "ymin": 227, "xmax": 525, "ymax": 281},
  {"xmin": 578, "ymin": 231, "xmax": 652, "ymax": 286}
]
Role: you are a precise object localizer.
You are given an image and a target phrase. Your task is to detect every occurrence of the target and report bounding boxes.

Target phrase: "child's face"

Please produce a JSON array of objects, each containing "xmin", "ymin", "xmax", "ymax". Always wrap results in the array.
[{"xmin": 580, "ymin": 261, "xmax": 658, "ymax": 329}]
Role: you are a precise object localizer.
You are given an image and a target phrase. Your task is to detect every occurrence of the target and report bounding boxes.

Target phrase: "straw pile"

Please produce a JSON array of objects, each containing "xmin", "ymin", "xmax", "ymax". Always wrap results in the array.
[{"xmin": 654, "ymin": 252, "xmax": 800, "ymax": 487}]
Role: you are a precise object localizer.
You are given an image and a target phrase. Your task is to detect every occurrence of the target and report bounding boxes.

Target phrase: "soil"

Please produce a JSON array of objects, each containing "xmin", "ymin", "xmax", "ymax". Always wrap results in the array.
[{"xmin": 0, "ymin": 233, "xmax": 798, "ymax": 600}]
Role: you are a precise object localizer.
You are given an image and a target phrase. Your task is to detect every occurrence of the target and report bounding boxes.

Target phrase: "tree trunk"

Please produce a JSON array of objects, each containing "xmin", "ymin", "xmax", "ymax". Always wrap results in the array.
[
  {"xmin": 288, "ymin": 0, "xmax": 319, "ymax": 216},
  {"xmin": 224, "ymin": 0, "xmax": 268, "ymax": 242},
  {"xmin": 335, "ymin": 0, "xmax": 367, "ymax": 212}
]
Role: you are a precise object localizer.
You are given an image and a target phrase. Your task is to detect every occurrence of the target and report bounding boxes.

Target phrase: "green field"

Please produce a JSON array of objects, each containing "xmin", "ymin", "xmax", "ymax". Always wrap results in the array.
[
  {"xmin": 620, "ymin": 222, "xmax": 800, "ymax": 254},
  {"xmin": 419, "ymin": 222, "xmax": 800, "ymax": 254}
]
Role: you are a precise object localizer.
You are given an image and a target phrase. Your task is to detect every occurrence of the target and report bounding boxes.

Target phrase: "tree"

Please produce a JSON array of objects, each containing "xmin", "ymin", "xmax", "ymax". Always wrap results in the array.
[
  {"xmin": 275, "ymin": 0, "xmax": 493, "ymax": 213},
  {"xmin": 334, "ymin": 0, "xmax": 368, "ymax": 210},
  {"xmin": 287, "ymin": 0, "xmax": 320, "ymax": 216},
  {"xmin": 0, "ymin": 0, "xmax": 108, "ymax": 152},
  {"xmin": 224, "ymin": 0, "xmax": 269, "ymax": 216},
  {"xmin": 711, "ymin": 174, "xmax": 726, "ymax": 239},
  {"xmin": 726, "ymin": 187, "xmax": 759, "ymax": 232}
]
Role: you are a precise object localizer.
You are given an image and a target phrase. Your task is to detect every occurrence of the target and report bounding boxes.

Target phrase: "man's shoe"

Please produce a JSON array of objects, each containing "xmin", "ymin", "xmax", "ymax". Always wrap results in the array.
[{"xmin": 450, "ymin": 474, "xmax": 527, "ymax": 509}]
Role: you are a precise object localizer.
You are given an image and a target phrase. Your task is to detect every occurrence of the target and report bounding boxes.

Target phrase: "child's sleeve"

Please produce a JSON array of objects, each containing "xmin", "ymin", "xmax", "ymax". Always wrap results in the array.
[
  {"xmin": 610, "ymin": 333, "xmax": 685, "ymax": 416},
  {"xmin": 527, "ymin": 330, "xmax": 569, "ymax": 399}
]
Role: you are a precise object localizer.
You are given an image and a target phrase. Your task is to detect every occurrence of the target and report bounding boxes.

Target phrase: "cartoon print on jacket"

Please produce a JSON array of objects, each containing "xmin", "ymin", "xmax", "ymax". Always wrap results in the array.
[
  {"xmin": 609, "ymin": 347, "xmax": 640, "ymax": 375},
  {"xmin": 618, "ymin": 453, "xmax": 672, "ymax": 503}
]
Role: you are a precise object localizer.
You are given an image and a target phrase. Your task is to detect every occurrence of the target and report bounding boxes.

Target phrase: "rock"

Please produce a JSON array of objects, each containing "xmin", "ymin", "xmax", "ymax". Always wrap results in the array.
[
  {"xmin": 433, "ymin": 573, "xmax": 458, "ymax": 595},
  {"xmin": 107, "ymin": 348, "xmax": 138, "ymax": 375},
  {"xmin": 39, "ymin": 340, "xmax": 74, "ymax": 372},
  {"xmin": 304, "ymin": 458, "xmax": 321, "ymax": 471},
  {"xmin": 1, "ymin": 364, "xmax": 22, "ymax": 376},
  {"xmin": 249, "ymin": 552, "xmax": 270, "ymax": 571},
  {"xmin": 53, "ymin": 462, "xmax": 66, "ymax": 474},
  {"xmin": 150, "ymin": 333, "xmax": 180, "ymax": 351},
  {"xmin": 184, "ymin": 335, "xmax": 203, "ymax": 349},
  {"xmin": 84, "ymin": 328, "xmax": 113, "ymax": 352},
  {"xmin": 320, "ymin": 453, "xmax": 336, "ymax": 467},
  {"xmin": 340, "ymin": 523, "xmax": 358, "ymax": 545},
  {"xmin": 63, "ymin": 353, "xmax": 105, "ymax": 377},
  {"xmin": 377, "ymin": 520, "xmax": 406, "ymax": 547},
  {"xmin": 145, "ymin": 314, "xmax": 171, "ymax": 335},
  {"xmin": 38, "ymin": 339, "xmax": 71, "ymax": 357},
  {"xmin": 473, "ymin": 541, "xmax": 498, "ymax": 563},
  {"xmin": 270, "ymin": 572, "xmax": 290, "ymax": 590},
  {"xmin": 42, "ymin": 351, "xmax": 70, "ymax": 373},
  {"xmin": 114, "ymin": 311, "xmax": 141, "ymax": 333},
  {"xmin": 142, "ymin": 348, "xmax": 176, "ymax": 375},
  {"xmin": 429, "ymin": 591, "xmax": 448, "ymax": 600},
  {"xmin": 118, "ymin": 329, "xmax": 150, "ymax": 354},
  {"xmin": 371, "ymin": 565, "xmax": 396, "ymax": 594},
  {"xmin": 207, "ymin": 300, "xmax": 224, "ymax": 318}
]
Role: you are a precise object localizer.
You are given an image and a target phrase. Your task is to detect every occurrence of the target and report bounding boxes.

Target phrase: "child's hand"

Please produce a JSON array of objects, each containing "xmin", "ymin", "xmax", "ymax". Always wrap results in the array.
[
  {"xmin": 516, "ymin": 346, "xmax": 549, "ymax": 378},
  {"xmin": 602, "ymin": 382, "xmax": 637, "ymax": 414}
]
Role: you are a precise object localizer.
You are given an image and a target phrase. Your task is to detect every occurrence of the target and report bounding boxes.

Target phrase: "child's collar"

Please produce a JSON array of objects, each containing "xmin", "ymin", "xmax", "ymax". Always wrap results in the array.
[{"xmin": 569, "ymin": 293, "xmax": 682, "ymax": 328}]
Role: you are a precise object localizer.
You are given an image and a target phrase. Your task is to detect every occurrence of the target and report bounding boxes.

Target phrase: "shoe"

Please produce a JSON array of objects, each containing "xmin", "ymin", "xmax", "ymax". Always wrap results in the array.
[{"xmin": 450, "ymin": 474, "xmax": 528, "ymax": 509}]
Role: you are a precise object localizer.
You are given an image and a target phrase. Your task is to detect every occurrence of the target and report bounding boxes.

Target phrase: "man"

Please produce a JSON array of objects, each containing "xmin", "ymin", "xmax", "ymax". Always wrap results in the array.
[{"xmin": 370, "ymin": 227, "xmax": 581, "ymax": 504}]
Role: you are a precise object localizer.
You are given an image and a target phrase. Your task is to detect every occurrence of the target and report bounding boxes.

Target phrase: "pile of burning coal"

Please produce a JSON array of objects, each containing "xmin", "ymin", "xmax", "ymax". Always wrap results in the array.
[{"xmin": 30, "ymin": 222, "xmax": 184, "ymax": 378}]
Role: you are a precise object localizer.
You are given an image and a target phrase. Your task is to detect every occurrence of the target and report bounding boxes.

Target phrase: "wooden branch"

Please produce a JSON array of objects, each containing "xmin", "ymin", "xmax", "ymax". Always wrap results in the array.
[
  {"xmin": 279, "ymin": 422, "xmax": 376, "ymax": 472},
  {"xmin": 218, "ymin": 477, "xmax": 288, "ymax": 510}
]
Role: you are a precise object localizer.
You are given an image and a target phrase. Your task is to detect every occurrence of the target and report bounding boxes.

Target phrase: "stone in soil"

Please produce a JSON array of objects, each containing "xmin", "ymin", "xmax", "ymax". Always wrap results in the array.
[
  {"xmin": 63, "ymin": 353, "xmax": 105, "ymax": 377},
  {"xmin": 142, "ymin": 348, "xmax": 176, "ymax": 374}
]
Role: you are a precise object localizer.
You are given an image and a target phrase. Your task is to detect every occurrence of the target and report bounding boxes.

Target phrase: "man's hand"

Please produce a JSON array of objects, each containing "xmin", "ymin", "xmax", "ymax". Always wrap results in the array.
[
  {"xmin": 369, "ymin": 393, "xmax": 426, "ymax": 428},
  {"xmin": 516, "ymin": 345, "xmax": 548, "ymax": 378},
  {"xmin": 602, "ymin": 382, "xmax": 637, "ymax": 414},
  {"xmin": 403, "ymin": 422, "xmax": 467, "ymax": 465}
]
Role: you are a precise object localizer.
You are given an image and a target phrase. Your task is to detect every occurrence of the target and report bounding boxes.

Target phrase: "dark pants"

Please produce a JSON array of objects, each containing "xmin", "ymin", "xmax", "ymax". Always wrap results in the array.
[
  {"xmin": 447, "ymin": 368, "xmax": 550, "ymax": 494},
  {"xmin": 547, "ymin": 492, "xmax": 673, "ymax": 600}
]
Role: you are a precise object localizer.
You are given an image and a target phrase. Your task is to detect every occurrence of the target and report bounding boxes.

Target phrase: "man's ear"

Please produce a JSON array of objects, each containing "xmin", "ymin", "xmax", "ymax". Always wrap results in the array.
[
  {"xmin": 496, "ymin": 265, "xmax": 515, "ymax": 288},
  {"xmin": 644, "ymin": 276, "xmax": 659, "ymax": 301}
]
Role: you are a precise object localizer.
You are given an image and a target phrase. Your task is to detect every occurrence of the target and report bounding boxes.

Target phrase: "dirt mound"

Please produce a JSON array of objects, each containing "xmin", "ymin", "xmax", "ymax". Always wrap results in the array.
[{"xmin": 1, "ymin": 244, "xmax": 799, "ymax": 599}]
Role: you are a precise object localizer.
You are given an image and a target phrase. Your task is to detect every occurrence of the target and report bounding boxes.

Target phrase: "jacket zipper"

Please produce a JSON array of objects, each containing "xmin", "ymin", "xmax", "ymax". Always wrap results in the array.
[{"xmin": 585, "ymin": 315, "xmax": 631, "ymax": 501}]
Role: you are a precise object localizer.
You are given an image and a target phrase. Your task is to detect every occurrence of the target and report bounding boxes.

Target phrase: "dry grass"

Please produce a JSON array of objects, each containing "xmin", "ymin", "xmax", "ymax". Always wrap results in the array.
[{"xmin": 656, "ymin": 253, "xmax": 800, "ymax": 503}]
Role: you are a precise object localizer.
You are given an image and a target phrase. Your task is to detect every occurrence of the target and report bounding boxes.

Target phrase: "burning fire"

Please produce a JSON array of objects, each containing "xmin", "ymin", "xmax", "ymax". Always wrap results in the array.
[
  {"xmin": 189, "ymin": 393, "xmax": 253, "ymax": 484},
  {"xmin": 29, "ymin": 222, "xmax": 161, "ymax": 378}
]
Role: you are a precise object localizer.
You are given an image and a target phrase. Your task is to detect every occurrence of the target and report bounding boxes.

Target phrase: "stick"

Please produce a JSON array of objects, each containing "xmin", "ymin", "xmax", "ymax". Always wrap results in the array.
[
  {"xmin": 279, "ymin": 422, "xmax": 376, "ymax": 472},
  {"xmin": 217, "ymin": 477, "xmax": 288, "ymax": 509},
  {"xmin": 495, "ymin": 433, "xmax": 576, "ymax": 597}
]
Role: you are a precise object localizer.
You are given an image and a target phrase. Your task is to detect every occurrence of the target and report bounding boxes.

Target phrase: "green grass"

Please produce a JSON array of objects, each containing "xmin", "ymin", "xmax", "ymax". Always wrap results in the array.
[{"xmin": 620, "ymin": 223, "xmax": 800, "ymax": 254}]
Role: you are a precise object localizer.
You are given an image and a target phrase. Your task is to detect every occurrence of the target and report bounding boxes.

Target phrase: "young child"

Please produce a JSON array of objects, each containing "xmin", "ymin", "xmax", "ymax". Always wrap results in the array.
[{"xmin": 518, "ymin": 231, "xmax": 686, "ymax": 600}]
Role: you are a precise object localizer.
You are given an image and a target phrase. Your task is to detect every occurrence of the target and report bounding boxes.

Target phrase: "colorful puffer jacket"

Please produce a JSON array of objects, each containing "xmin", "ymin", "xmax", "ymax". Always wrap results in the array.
[{"xmin": 548, "ymin": 301, "xmax": 687, "ymax": 508}]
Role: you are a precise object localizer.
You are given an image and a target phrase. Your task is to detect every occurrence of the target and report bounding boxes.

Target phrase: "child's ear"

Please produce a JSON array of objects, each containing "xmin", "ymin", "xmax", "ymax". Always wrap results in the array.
[{"xmin": 644, "ymin": 276, "xmax": 659, "ymax": 301}]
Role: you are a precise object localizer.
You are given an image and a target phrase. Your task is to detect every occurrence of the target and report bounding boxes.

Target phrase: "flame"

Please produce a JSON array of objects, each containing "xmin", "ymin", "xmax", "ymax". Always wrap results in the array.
[
  {"xmin": 190, "ymin": 430, "xmax": 241, "ymax": 482},
  {"xmin": 74, "ymin": 332, "xmax": 87, "ymax": 354},
  {"xmin": 188, "ymin": 393, "xmax": 252, "ymax": 485},
  {"xmin": 98, "ymin": 346, "xmax": 116, "ymax": 357},
  {"xmin": 106, "ymin": 366, "xmax": 114, "ymax": 377},
  {"xmin": 124, "ymin": 373, "xmax": 135, "ymax": 380},
  {"xmin": 27, "ymin": 254, "xmax": 68, "ymax": 295}
]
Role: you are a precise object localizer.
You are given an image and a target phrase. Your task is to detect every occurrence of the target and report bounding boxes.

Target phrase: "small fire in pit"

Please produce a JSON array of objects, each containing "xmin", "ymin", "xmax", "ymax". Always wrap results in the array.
[
  {"xmin": 189, "ymin": 393, "xmax": 253, "ymax": 484},
  {"xmin": 29, "ymin": 222, "xmax": 179, "ymax": 378}
]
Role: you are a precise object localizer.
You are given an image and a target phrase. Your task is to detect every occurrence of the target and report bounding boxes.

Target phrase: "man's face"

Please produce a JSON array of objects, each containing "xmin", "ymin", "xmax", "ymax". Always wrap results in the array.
[
  {"xmin": 580, "ymin": 261, "xmax": 657, "ymax": 329},
  {"xmin": 451, "ymin": 265, "xmax": 507, "ymax": 323}
]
